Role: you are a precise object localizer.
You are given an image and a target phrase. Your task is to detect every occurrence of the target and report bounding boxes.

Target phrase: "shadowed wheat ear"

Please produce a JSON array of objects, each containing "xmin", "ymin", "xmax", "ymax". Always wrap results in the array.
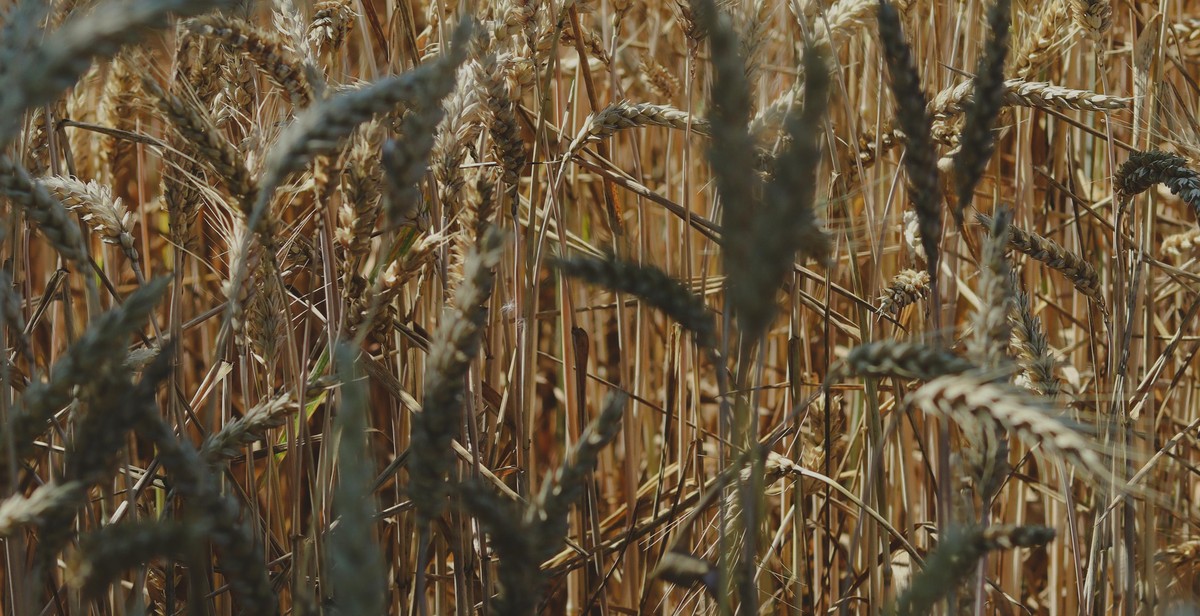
[
  {"xmin": 1114, "ymin": 150, "xmax": 1200, "ymax": 218},
  {"xmin": 0, "ymin": 481, "xmax": 85, "ymax": 538},
  {"xmin": 952, "ymin": 0, "xmax": 1009, "ymax": 223},
  {"xmin": 409, "ymin": 225, "xmax": 505, "ymax": 524},
  {"xmin": 877, "ymin": 0, "xmax": 943, "ymax": 281},
  {"xmin": 326, "ymin": 344, "xmax": 386, "ymax": 614},
  {"xmin": 553, "ymin": 254, "xmax": 716, "ymax": 349},
  {"xmin": 0, "ymin": 0, "xmax": 238, "ymax": 146},
  {"xmin": 906, "ymin": 374, "xmax": 1107, "ymax": 479},
  {"xmin": 890, "ymin": 525, "xmax": 1055, "ymax": 616},
  {"xmin": 3, "ymin": 277, "xmax": 170, "ymax": 482},
  {"xmin": 976, "ymin": 212, "xmax": 1105, "ymax": 313},
  {"xmin": 838, "ymin": 341, "xmax": 975, "ymax": 382},
  {"xmin": 968, "ymin": 206, "xmax": 1015, "ymax": 371}
]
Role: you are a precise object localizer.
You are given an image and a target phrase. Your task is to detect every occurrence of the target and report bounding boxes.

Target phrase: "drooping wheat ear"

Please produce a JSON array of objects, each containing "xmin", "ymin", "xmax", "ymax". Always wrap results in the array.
[
  {"xmin": 1068, "ymin": 0, "xmax": 1111, "ymax": 41},
  {"xmin": 568, "ymin": 101, "xmax": 711, "ymax": 157},
  {"xmin": 892, "ymin": 525, "xmax": 1055, "ymax": 616},
  {"xmin": 201, "ymin": 394, "xmax": 296, "ymax": 464},
  {"xmin": 0, "ymin": 155, "xmax": 91, "ymax": 267},
  {"xmin": 877, "ymin": 0, "xmax": 943, "ymax": 280},
  {"xmin": 879, "ymin": 269, "xmax": 931, "ymax": 314},
  {"xmin": 459, "ymin": 481, "xmax": 541, "ymax": 615},
  {"xmin": 952, "ymin": 0, "xmax": 1009, "ymax": 223},
  {"xmin": 3, "ymin": 277, "xmax": 169, "ymax": 482},
  {"xmin": 976, "ymin": 213, "xmax": 1105, "ymax": 313},
  {"xmin": 132, "ymin": 381, "xmax": 276, "ymax": 614},
  {"xmin": 409, "ymin": 226, "xmax": 505, "ymax": 524},
  {"xmin": 0, "ymin": 0, "xmax": 238, "ymax": 147},
  {"xmin": 0, "ymin": 481, "xmax": 85, "ymax": 538},
  {"xmin": 639, "ymin": 55, "xmax": 681, "ymax": 101},
  {"xmin": 70, "ymin": 519, "xmax": 200, "ymax": 600},
  {"xmin": 839, "ymin": 341, "xmax": 975, "ymax": 382},
  {"xmin": 142, "ymin": 72, "xmax": 257, "ymax": 209},
  {"xmin": 40, "ymin": 175, "xmax": 138, "ymax": 264},
  {"xmin": 97, "ymin": 52, "xmax": 139, "ymax": 200},
  {"xmin": 907, "ymin": 374, "xmax": 1107, "ymax": 479},
  {"xmin": 528, "ymin": 391, "xmax": 627, "ymax": 561},
  {"xmin": 969, "ymin": 207, "xmax": 1016, "ymax": 371},
  {"xmin": 1010, "ymin": 283, "xmax": 1061, "ymax": 399},
  {"xmin": 1163, "ymin": 228, "xmax": 1200, "ymax": 260},
  {"xmin": 930, "ymin": 78, "xmax": 1131, "ymax": 120},
  {"xmin": 1115, "ymin": 150, "xmax": 1200, "ymax": 218},
  {"xmin": 432, "ymin": 63, "xmax": 483, "ymax": 209},
  {"xmin": 476, "ymin": 53, "xmax": 526, "ymax": 207},
  {"xmin": 258, "ymin": 22, "xmax": 471, "ymax": 235},
  {"xmin": 1009, "ymin": 0, "xmax": 1068, "ymax": 79},
  {"xmin": 327, "ymin": 344, "xmax": 386, "ymax": 614},
  {"xmin": 309, "ymin": 0, "xmax": 356, "ymax": 53},
  {"xmin": 187, "ymin": 13, "xmax": 317, "ymax": 108},
  {"xmin": 554, "ymin": 254, "xmax": 717, "ymax": 349},
  {"xmin": 337, "ymin": 123, "xmax": 384, "ymax": 266}
]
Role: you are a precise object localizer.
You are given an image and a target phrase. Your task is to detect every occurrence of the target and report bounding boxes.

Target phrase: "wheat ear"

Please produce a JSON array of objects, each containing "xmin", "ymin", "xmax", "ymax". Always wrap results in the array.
[{"xmin": 976, "ymin": 212, "xmax": 1105, "ymax": 313}]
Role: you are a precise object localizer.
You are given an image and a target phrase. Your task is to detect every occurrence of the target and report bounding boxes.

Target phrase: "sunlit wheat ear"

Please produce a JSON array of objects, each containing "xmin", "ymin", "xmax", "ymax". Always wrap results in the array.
[
  {"xmin": 968, "ymin": 206, "xmax": 1015, "ymax": 372},
  {"xmin": 475, "ymin": 53, "xmax": 526, "ymax": 208},
  {"xmin": 337, "ymin": 123, "xmax": 384, "ymax": 267},
  {"xmin": 409, "ymin": 226, "xmax": 505, "ymax": 524},
  {"xmin": 876, "ymin": 0, "xmax": 943, "ymax": 280},
  {"xmin": 951, "ymin": 0, "xmax": 1009, "ymax": 223},
  {"xmin": 906, "ymin": 374, "xmax": 1108, "ymax": 480},
  {"xmin": 326, "ymin": 344, "xmax": 386, "ymax": 615},
  {"xmin": 0, "ymin": 481, "xmax": 85, "ymax": 538},
  {"xmin": 1010, "ymin": 279, "xmax": 1062, "ymax": 399},
  {"xmin": 879, "ymin": 268, "xmax": 930, "ymax": 314},
  {"xmin": 40, "ymin": 175, "xmax": 138, "ymax": 264},
  {"xmin": 1009, "ymin": 0, "xmax": 1068, "ymax": 79},
  {"xmin": 839, "ymin": 341, "xmax": 975, "ymax": 382},
  {"xmin": 309, "ymin": 0, "xmax": 356, "ymax": 53},
  {"xmin": 975, "ymin": 212, "xmax": 1106, "ymax": 314},
  {"xmin": 431, "ymin": 63, "xmax": 482, "ymax": 210},
  {"xmin": 1069, "ymin": 0, "xmax": 1111, "ymax": 41},
  {"xmin": 891, "ymin": 525, "xmax": 1055, "ymax": 616},
  {"xmin": 1115, "ymin": 150, "xmax": 1200, "ymax": 218},
  {"xmin": 187, "ymin": 13, "xmax": 317, "ymax": 108},
  {"xmin": 0, "ymin": 0, "xmax": 239, "ymax": 146},
  {"xmin": 931, "ymin": 79, "xmax": 1131, "ymax": 121},
  {"xmin": 568, "ymin": 101, "xmax": 711, "ymax": 157},
  {"xmin": 200, "ymin": 392, "xmax": 296, "ymax": 464}
]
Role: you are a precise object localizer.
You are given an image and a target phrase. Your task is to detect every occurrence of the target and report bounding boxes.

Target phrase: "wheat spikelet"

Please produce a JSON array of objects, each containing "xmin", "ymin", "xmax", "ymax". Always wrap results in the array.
[
  {"xmin": 1163, "ymin": 228, "xmax": 1200, "ymax": 259},
  {"xmin": 841, "ymin": 341, "xmax": 975, "ymax": 381},
  {"xmin": 976, "ymin": 212, "xmax": 1105, "ymax": 313},
  {"xmin": 201, "ymin": 395, "xmax": 295, "ymax": 464},
  {"xmin": 639, "ymin": 55, "xmax": 680, "ymax": 101},
  {"xmin": 309, "ymin": 0, "xmax": 356, "ymax": 52},
  {"xmin": 554, "ymin": 254, "xmax": 717, "ymax": 348},
  {"xmin": 878, "ymin": 269, "xmax": 930, "ymax": 313},
  {"xmin": 0, "ymin": 0, "xmax": 239, "ymax": 146},
  {"xmin": 1115, "ymin": 150, "xmax": 1200, "ymax": 218},
  {"xmin": 40, "ymin": 175, "xmax": 136, "ymax": 260},
  {"xmin": 877, "ymin": 0, "xmax": 943, "ymax": 280},
  {"xmin": 568, "ymin": 101, "xmax": 710, "ymax": 156},
  {"xmin": 1068, "ymin": 0, "xmax": 1111, "ymax": 41},
  {"xmin": 907, "ymin": 374, "xmax": 1106, "ymax": 478}
]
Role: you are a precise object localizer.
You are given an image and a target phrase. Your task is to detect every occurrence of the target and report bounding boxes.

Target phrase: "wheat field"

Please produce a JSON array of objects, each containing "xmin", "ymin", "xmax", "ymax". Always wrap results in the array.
[{"xmin": 2, "ymin": 0, "xmax": 1200, "ymax": 614}]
